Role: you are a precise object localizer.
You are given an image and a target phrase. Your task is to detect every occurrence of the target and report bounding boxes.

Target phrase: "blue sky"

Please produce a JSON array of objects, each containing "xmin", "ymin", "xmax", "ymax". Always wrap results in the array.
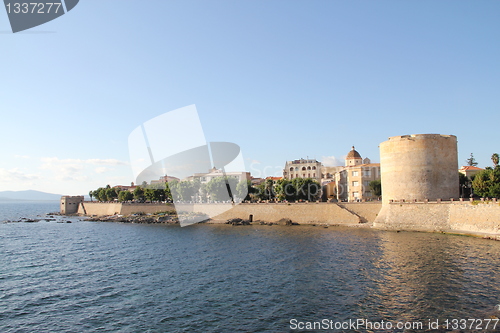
[{"xmin": 1, "ymin": 0, "xmax": 499, "ymax": 195}]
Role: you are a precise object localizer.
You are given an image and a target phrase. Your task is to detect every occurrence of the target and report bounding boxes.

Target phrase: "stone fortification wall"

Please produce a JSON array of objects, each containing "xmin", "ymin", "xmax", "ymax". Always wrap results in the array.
[
  {"xmin": 208, "ymin": 203, "xmax": 361, "ymax": 224},
  {"xmin": 77, "ymin": 201, "xmax": 500, "ymax": 237},
  {"xmin": 77, "ymin": 202, "xmax": 369, "ymax": 225},
  {"xmin": 379, "ymin": 134, "xmax": 459, "ymax": 202},
  {"xmin": 373, "ymin": 202, "xmax": 451, "ymax": 231},
  {"xmin": 373, "ymin": 201, "xmax": 500, "ymax": 237},
  {"xmin": 337, "ymin": 202, "xmax": 382, "ymax": 223},
  {"xmin": 78, "ymin": 202, "xmax": 174, "ymax": 216},
  {"xmin": 449, "ymin": 202, "xmax": 500, "ymax": 234},
  {"xmin": 61, "ymin": 196, "xmax": 84, "ymax": 214}
]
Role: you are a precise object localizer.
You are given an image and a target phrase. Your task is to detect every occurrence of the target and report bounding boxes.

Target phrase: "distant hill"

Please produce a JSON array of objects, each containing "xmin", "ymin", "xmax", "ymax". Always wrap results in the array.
[{"xmin": 0, "ymin": 190, "xmax": 63, "ymax": 201}]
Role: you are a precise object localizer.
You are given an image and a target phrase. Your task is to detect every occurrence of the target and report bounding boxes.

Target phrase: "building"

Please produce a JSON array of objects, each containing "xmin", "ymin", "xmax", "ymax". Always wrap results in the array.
[
  {"xmin": 265, "ymin": 176, "xmax": 282, "ymax": 182},
  {"xmin": 150, "ymin": 175, "xmax": 180, "ymax": 186},
  {"xmin": 334, "ymin": 147, "xmax": 381, "ymax": 202},
  {"xmin": 114, "ymin": 182, "xmax": 138, "ymax": 192},
  {"xmin": 184, "ymin": 167, "xmax": 250, "ymax": 184},
  {"xmin": 281, "ymin": 148, "xmax": 380, "ymax": 202},
  {"xmin": 459, "ymin": 165, "xmax": 484, "ymax": 180},
  {"xmin": 250, "ymin": 177, "xmax": 265, "ymax": 186},
  {"xmin": 283, "ymin": 158, "xmax": 322, "ymax": 182}
]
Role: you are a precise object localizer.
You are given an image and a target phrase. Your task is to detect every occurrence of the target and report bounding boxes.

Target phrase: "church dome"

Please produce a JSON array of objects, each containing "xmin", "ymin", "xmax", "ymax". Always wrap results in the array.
[{"xmin": 346, "ymin": 146, "xmax": 362, "ymax": 159}]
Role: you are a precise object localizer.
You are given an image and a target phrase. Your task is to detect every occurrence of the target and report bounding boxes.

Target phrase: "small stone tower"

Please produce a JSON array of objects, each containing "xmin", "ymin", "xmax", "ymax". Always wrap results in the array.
[{"xmin": 60, "ymin": 196, "xmax": 84, "ymax": 215}]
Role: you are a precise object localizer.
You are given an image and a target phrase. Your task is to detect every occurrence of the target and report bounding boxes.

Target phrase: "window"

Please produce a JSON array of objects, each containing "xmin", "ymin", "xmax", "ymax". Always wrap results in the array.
[
  {"xmin": 352, "ymin": 171, "xmax": 359, "ymax": 177},
  {"xmin": 302, "ymin": 167, "xmax": 306, "ymax": 171},
  {"xmin": 303, "ymin": 174, "xmax": 305, "ymax": 177},
  {"xmin": 364, "ymin": 181, "xmax": 370, "ymax": 187},
  {"xmin": 308, "ymin": 173, "xmax": 311, "ymax": 178},
  {"xmin": 352, "ymin": 181, "xmax": 359, "ymax": 187},
  {"xmin": 312, "ymin": 166, "xmax": 316, "ymax": 170},
  {"xmin": 307, "ymin": 166, "xmax": 311, "ymax": 170},
  {"xmin": 290, "ymin": 167, "xmax": 293, "ymax": 171},
  {"xmin": 291, "ymin": 174, "xmax": 293, "ymax": 179},
  {"xmin": 353, "ymin": 192, "xmax": 359, "ymax": 198},
  {"xmin": 313, "ymin": 173, "xmax": 316, "ymax": 178},
  {"xmin": 364, "ymin": 169, "xmax": 371, "ymax": 177}
]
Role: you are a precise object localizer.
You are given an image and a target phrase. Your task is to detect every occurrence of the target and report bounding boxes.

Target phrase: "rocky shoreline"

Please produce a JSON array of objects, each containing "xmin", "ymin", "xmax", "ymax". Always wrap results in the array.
[{"xmin": 84, "ymin": 212, "xmax": 302, "ymax": 226}]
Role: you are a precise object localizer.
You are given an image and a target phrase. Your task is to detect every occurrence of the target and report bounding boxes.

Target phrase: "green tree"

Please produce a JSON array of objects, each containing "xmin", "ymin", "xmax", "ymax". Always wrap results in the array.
[
  {"xmin": 144, "ymin": 188, "xmax": 156, "ymax": 202},
  {"xmin": 369, "ymin": 180, "xmax": 382, "ymax": 198},
  {"xmin": 492, "ymin": 153, "xmax": 499, "ymax": 168},
  {"xmin": 105, "ymin": 187, "xmax": 118, "ymax": 201},
  {"xmin": 133, "ymin": 186, "xmax": 145, "ymax": 202},
  {"xmin": 95, "ymin": 188, "xmax": 107, "ymax": 202},
  {"xmin": 291, "ymin": 178, "xmax": 321, "ymax": 201},
  {"xmin": 264, "ymin": 178, "xmax": 275, "ymax": 200},
  {"xmin": 466, "ymin": 153, "xmax": 478, "ymax": 167},
  {"xmin": 168, "ymin": 180, "xmax": 180, "ymax": 201},
  {"xmin": 206, "ymin": 176, "xmax": 238, "ymax": 202},
  {"xmin": 236, "ymin": 180, "xmax": 252, "ymax": 201},
  {"xmin": 178, "ymin": 181, "xmax": 195, "ymax": 201},
  {"xmin": 274, "ymin": 178, "xmax": 294, "ymax": 201},
  {"xmin": 255, "ymin": 183, "xmax": 269, "ymax": 201},
  {"xmin": 118, "ymin": 190, "xmax": 133, "ymax": 202},
  {"xmin": 472, "ymin": 167, "xmax": 500, "ymax": 198}
]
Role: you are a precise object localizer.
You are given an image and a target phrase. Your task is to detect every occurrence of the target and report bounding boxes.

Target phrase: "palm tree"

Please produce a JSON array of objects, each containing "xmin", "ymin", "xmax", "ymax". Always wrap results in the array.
[{"xmin": 492, "ymin": 153, "xmax": 499, "ymax": 168}]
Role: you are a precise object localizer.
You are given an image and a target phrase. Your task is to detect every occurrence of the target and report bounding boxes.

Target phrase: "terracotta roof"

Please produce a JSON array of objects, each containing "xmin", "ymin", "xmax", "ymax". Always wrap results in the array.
[
  {"xmin": 266, "ymin": 177, "xmax": 282, "ymax": 180},
  {"xmin": 346, "ymin": 146, "xmax": 362, "ymax": 159},
  {"xmin": 359, "ymin": 163, "xmax": 380, "ymax": 167},
  {"xmin": 460, "ymin": 166, "xmax": 483, "ymax": 170}
]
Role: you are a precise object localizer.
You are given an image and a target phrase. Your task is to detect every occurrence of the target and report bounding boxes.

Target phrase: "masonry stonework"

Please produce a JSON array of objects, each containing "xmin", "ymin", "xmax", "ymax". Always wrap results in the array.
[
  {"xmin": 379, "ymin": 134, "xmax": 459, "ymax": 203},
  {"xmin": 60, "ymin": 196, "xmax": 84, "ymax": 215}
]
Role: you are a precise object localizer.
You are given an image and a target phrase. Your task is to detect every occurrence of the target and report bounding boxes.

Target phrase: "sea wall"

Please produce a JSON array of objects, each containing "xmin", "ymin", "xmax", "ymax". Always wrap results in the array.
[
  {"xmin": 337, "ymin": 202, "xmax": 382, "ymax": 223},
  {"xmin": 449, "ymin": 202, "xmax": 500, "ymax": 234},
  {"xmin": 78, "ymin": 202, "xmax": 380, "ymax": 225},
  {"xmin": 207, "ymin": 203, "xmax": 362, "ymax": 224},
  {"xmin": 77, "ymin": 201, "xmax": 500, "ymax": 238},
  {"xmin": 79, "ymin": 202, "xmax": 172, "ymax": 216},
  {"xmin": 373, "ymin": 201, "xmax": 500, "ymax": 237}
]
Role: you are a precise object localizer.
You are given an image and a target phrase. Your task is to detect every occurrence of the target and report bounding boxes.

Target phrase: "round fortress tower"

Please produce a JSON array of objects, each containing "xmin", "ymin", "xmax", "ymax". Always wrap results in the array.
[{"xmin": 380, "ymin": 134, "xmax": 459, "ymax": 202}]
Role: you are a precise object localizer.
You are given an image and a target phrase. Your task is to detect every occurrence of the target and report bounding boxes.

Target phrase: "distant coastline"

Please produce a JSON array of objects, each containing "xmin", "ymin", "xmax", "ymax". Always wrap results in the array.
[{"xmin": 0, "ymin": 190, "xmax": 63, "ymax": 201}]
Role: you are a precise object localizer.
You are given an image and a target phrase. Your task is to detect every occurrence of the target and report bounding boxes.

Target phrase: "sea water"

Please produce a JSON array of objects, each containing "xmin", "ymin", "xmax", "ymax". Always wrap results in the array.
[{"xmin": 1, "ymin": 202, "xmax": 500, "ymax": 332}]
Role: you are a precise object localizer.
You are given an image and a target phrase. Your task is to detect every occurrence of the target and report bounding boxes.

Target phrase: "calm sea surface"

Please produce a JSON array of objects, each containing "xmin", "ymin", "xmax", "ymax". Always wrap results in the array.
[{"xmin": 1, "ymin": 202, "xmax": 500, "ymax": 332}]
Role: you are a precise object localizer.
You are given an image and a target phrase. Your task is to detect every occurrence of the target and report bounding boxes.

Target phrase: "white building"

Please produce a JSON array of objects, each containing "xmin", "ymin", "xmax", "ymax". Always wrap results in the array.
[{"xmin": 283, "ymin": 158, "xmax": 322, "ymax": 182}]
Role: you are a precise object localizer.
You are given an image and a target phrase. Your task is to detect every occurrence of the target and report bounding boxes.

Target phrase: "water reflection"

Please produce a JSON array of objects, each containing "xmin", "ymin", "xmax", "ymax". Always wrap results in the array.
[{"xmin": 371, "ymin": 231, "xmax": 500, "ymax": 323}]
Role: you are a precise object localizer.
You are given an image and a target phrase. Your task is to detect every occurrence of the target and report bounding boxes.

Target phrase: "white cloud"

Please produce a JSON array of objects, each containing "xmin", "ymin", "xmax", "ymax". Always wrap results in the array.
[
  {"xmin": 14, "ymin": 155, "xmax": 30, "ymax": 159},
  {"xmin": 86, "ymin": 159, "xmax": 129, "ymax": 166},
  {"xmin": 95, "ymin": 167, "xmax": 111, "ymax": 174},
  {"xmin": 322, "ymin": 155, "xmax": 345, "ymax": 167},
  {"xmin": 0, "ymin": 168, "xmax": 39, "ymax": 182},
  {"xmin": 39, "ymin": 157, "xmax": 129, "ymax": 182},
  {"xmin": 40, "ymin": 157, "xmax": 128, "ymax": 167}
]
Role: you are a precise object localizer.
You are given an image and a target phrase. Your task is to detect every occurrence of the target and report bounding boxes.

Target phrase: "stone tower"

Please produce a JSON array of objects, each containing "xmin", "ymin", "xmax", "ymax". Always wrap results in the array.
[
  {"xmin": 60, "ymin": 196, "xmax": 84, "ymax": 215},
  {"xmin": 379, "ymin": 134, "xmax": 459, "ymax": 202}
]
